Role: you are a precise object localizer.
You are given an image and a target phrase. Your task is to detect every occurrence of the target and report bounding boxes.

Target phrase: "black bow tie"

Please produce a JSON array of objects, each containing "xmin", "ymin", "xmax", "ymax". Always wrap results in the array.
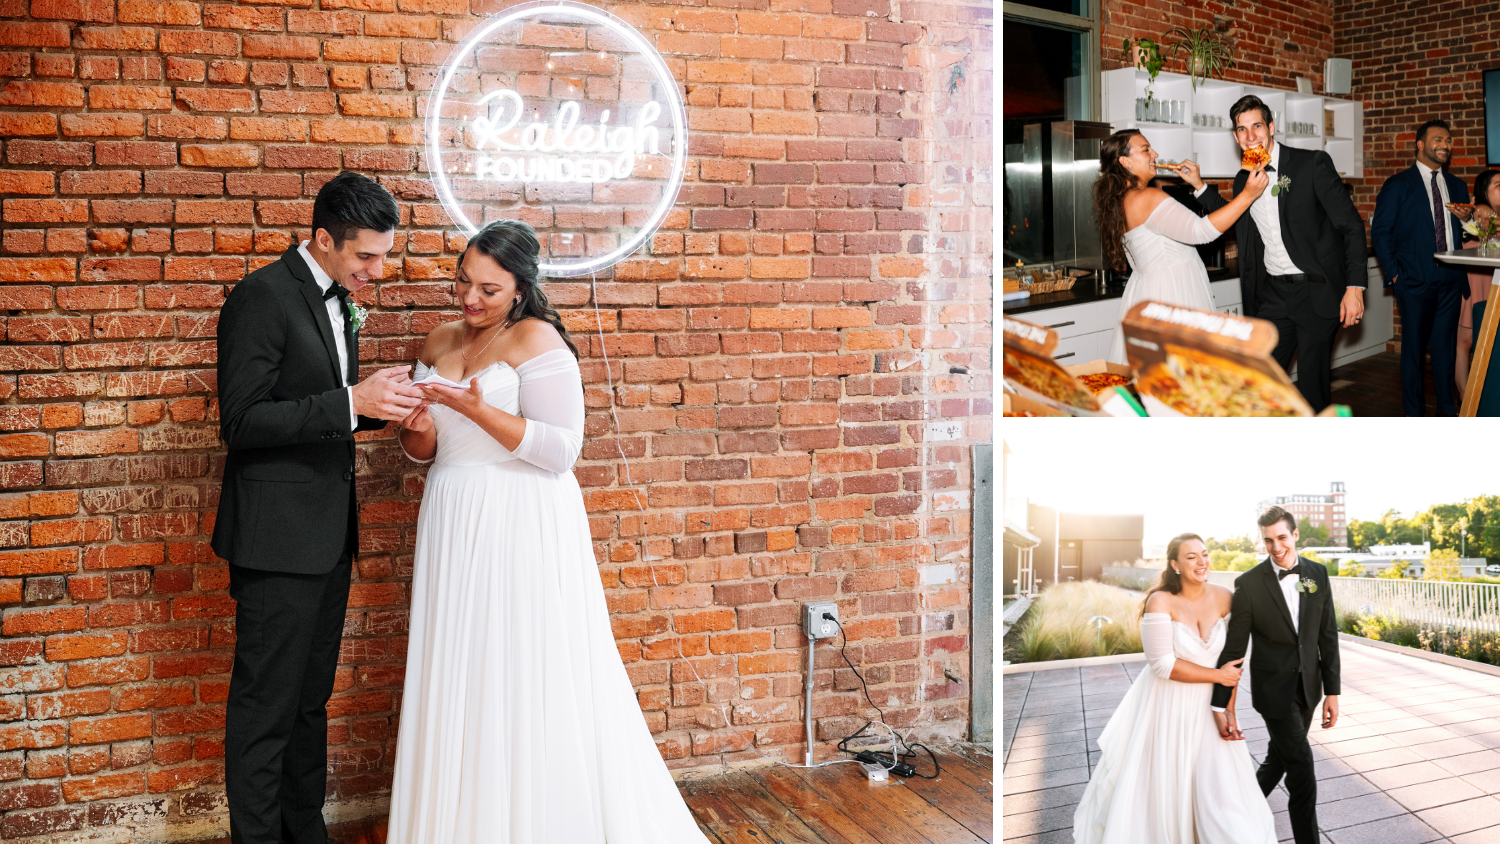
[
  {"xmin": 1264, "ymin": 164, "xmax": 1275, "ymax": 174},
  {"xmin": 1277, "ymin": 564, "xmax": 1301, "ymax": 580},
  {"xmin": 323, "ymin": 283, "xmax": 350, "ymax": 304}
]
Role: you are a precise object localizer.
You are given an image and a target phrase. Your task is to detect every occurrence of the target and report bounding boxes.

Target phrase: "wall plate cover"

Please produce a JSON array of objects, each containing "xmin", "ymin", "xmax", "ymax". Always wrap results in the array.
[{"xmin": 802, "ymin": 602, "xmax": 839, "ymax": 639}]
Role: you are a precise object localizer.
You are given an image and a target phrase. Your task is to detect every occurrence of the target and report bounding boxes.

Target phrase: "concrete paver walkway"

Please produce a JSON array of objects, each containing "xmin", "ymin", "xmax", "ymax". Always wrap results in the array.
[{"xmin": 1003, "ymin": 638, "xmax": 1500, "ymax": 843}]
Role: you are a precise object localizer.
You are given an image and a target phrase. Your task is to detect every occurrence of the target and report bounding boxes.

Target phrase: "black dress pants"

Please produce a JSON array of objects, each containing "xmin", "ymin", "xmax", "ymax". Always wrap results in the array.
[
  {"xmin": 1393, "ymin": 282, "xmax": 1462, "ymax": 416},
  {"xmin": 225, "ymin": 555, "xmax": 352, "ymax": 844},
  {"xmin": 1257, "ymin": 684, "xmax": 1319, "ymax": 844},
  {"xmin": 1257, "ymin": 275, "xmax": 1340, "ymax": 413}
]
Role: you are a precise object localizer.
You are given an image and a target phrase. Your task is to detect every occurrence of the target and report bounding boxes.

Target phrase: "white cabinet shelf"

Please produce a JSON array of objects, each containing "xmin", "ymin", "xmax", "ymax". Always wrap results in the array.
[{"xmin": 1100, "ymin": 68, "xmax": 1363, "ymax": 180}]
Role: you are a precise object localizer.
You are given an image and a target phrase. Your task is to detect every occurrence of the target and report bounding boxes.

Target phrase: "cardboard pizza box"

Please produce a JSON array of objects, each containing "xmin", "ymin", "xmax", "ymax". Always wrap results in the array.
[
  {"xmin": 1120, "ymin": 300, "xmax": 1315, "ymax": 417},
  {"xmin": 1003, "ymin": 392, "xmax": 1070, "ymax": 417}
]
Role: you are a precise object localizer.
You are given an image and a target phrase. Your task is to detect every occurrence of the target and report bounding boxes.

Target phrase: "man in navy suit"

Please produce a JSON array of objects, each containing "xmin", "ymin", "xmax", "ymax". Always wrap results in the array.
[{"xmin": 1371, "ymin": 119, "xmax": 1471, "ymax": 416}]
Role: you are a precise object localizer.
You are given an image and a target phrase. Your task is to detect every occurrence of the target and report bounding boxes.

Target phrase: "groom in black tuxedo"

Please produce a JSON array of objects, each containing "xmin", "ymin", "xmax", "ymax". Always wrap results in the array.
[
  {"xmin": 1191, "ymin": 94, "xmax": 1368, "ymax": 412},
  {"xmin": 213, "ymin": 172, "xmax": 424, "ymax": 844},
  {"xmin": 1212, "ymin": 506, "xmax": 1341, "ymax": 844}
]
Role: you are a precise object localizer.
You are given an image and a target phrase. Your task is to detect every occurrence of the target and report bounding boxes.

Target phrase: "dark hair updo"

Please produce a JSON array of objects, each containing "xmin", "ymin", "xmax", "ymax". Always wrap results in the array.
[{"xmin": 458, "ymin": 220, "xmax": 579, "ymax": 360}]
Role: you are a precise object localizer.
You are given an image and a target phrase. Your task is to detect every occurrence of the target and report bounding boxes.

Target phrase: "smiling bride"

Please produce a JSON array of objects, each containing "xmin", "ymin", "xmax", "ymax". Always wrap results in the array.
[{"xmin": 388, "ymin": 220, "xmax": 709, "ymax": 843}]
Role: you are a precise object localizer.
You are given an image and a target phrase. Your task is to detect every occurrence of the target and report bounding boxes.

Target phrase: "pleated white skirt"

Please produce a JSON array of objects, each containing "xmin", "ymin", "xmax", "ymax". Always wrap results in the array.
[{"xmin": 386, "ymin": 460, "xmax": 708, "ymax": 844}]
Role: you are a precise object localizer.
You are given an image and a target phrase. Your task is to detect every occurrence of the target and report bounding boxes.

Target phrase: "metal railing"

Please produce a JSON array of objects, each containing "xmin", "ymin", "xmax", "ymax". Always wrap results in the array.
[
  {"xmin": 1101, "ymin": 566, "xmax": 1500, "ymax": 634},
  {"xmin": 1101, "ymin": 565, "xmax": 1159, "ymax": 592}
]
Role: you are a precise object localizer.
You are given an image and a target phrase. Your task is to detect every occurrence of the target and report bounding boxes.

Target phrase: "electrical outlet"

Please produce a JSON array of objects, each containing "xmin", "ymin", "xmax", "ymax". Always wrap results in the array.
[{"xmin": 802, "ymin": 602, "xmax": 839, "ymax": 639}]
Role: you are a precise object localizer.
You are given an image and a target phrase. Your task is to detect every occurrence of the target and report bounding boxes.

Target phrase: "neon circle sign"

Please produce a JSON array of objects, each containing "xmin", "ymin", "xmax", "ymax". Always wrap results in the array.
[{"xmin": 425, "ymin": 1, "xmax": 688, "ymax": 277}]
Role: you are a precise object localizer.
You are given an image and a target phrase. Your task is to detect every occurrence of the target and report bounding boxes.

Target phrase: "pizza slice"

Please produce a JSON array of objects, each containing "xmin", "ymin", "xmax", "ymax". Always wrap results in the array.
[
  {"xmin": 1240, "ymin": 146, "xmax": 1271, "ymax": 171},
  {"xmin": 1446, "ymin": 202, "xmax": 1475, "ymax": 217}
]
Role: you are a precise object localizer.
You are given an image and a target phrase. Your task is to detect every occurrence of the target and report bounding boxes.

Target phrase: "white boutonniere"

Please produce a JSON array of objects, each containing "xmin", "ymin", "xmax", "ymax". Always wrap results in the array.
[
  {"xmin": 348, "ymin": 302, "xmax": 367, "ymax": 334},
  {"xmin": 1295, "ymin": 577, "xmax": 1317, "ymax": 594},
  {"xmin": 1271, "ymin": 175, "xmax": 1292, "ymax": 197}
]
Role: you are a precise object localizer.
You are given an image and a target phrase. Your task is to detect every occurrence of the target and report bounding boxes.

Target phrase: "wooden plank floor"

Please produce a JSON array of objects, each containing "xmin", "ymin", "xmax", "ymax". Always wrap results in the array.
[{"xmin": 301, "ymin": 747, "xmax": 994, "ymax": 844}]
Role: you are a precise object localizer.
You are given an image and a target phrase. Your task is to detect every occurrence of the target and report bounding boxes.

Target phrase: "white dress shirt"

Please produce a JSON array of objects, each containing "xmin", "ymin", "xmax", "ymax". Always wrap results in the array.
[
  {"xmin": 298, "ymin": 241, "xmax": 358, "ymax": 429},
  {"xmin": 1415, "ymin": 159, "xmax": 1455, "ymax": 250},
  {"xmin": 1272, "ymin": 557, "xmax": 1300, "ymax": 633},
  {"xmin": 1196, "ymin": 141, "xmax": 1304, "ymax": 275}
]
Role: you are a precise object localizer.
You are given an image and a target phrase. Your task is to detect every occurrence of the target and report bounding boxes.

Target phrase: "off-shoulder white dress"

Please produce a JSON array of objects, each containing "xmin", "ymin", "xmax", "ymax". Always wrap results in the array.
[
  {"xmin": 1072, "ymin": 612, "xmax": 1275, "ymax": 844},
  {"xmin": 387, "ymin": 349, "xmax": 709, "ymax": 844},
  {"xmin": 1108, "ymin": 198, "xmax": 1224, "ymax": 363}
]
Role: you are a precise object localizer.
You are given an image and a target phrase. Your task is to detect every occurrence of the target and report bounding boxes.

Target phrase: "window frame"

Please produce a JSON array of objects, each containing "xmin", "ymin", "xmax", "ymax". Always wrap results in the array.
[{"xmin": 1002, "ymin": 1, "xmax": 1101, "ymax": 121}]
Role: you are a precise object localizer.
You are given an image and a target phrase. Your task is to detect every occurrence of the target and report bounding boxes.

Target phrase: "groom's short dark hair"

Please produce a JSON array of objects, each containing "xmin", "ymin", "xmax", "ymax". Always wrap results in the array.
[
  {"xmin": 312, "ymin": 172, "xmax": 399, "ymax": 247},
  {"xmin": 1258, "ymin": 505, "xmax": 1297, "ymax": 534},
  {"xmin": 1229, "ymin": 95, "xmax": 1273, "ymax": 129},
  {"xmin": 1415, "ymin": 119, "xmax": 1451, "ymax": 149}
]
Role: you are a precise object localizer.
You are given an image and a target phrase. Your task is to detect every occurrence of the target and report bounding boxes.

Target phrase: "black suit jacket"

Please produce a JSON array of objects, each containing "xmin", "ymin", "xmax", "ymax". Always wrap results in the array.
[
  {"xmin": 212, "ymin": 247, "xmax": 384, "ymax": 574},
  {"xmin": 1198, "ymin": 145, "xmax": 1367, "ymax": 320},
  {"xmin": 1212, "ymin": 556, "xmax": 1341, "ymax": 714}
]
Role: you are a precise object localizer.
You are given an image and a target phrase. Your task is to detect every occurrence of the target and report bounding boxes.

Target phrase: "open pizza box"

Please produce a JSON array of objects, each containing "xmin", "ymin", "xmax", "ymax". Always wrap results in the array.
[
  {"xmin": 1003, "ymin": 392, "xmax": 1069, "ymax": 417},
  {"xmin": 1063, "ymin": 359, "xmax": 1135, "ymax": 392},
  {"xmin": 1119, "ymin": 300, "xmax": 1349, "ymax": 417},
  {"xmin": 1003, "ymin": 316, "xmax": 1144, "ymax": 417}
]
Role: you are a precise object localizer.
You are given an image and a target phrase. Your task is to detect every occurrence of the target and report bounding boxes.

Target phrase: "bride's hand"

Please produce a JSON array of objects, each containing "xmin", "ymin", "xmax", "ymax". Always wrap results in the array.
[
  {"xmin": 1243, "ymin": 168, "xmax": 1270, "ymax": 199},
  {"xmin": 400, "ymin": 403, "xmax": 433, "ymax": 433},
  {"xmin": 418, "ymin": 378, "xmax": 487, "ymax": 420},
  {"xmin": 1214, "ymin": 657, "xmax": 1245, "ymax": 687},
  {"xmin": 1213, "ymin": 710, "xmax": 1244, "ymax": 741}
]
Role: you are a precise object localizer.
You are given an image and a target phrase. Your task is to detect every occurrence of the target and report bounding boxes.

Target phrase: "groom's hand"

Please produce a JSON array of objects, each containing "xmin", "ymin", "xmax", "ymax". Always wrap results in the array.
[
  {"xmin": 1213, "ymin": 710, "xmax": 1244, "ymax": 741},
  {"xmin": 353, "ymin": 365, "xmax": 425, "ymax": 422},
  {"xmin": 1322, "ymin": 695, "xmax": 1340, "ymax": 729},
  {"xmin": 1339, "ymin": 287, "xmax": 1365, "ymax": 327}
]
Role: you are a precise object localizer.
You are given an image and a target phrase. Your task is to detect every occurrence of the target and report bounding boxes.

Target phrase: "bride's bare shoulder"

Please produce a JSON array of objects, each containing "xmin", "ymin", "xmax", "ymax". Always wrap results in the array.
[
  {"xmin": 1209, "ymin": 583, "xmax": 1235, "ymax": 612},
  {"xmin": 1144, "ymin": 591, "xmax": 1174, "ymax": 615},
  {"xmin": 420, "ymin": 318, "xmax": 463, "ymax": 365},
  {"xmin": 1122, "ymin": 187, "xmax": 1169, "ymax": 228}
]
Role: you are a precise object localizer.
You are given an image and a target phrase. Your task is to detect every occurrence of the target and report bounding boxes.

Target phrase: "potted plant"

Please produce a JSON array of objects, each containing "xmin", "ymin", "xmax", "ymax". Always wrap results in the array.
[
  {"xmin": 1123, "ymin": 37, "xmax": 1165, "ymax": 104},
  {"xmin": 1169, "ymin": 26, "xmax": 1236, "ymax": 90}
]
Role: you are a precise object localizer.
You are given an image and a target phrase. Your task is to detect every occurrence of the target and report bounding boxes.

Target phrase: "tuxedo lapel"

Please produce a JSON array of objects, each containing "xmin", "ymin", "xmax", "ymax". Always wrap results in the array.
[
  {"xmin": 1275, "ymin": 146, "xmax": 1295, "ymax": 255},
  {"xmin": 285, "ymin": 247, "xmax": 344, "ymax": 387},
  {"xmin": 1260, "ymin": 559, "xmax": 1297, "ymax": 637}
]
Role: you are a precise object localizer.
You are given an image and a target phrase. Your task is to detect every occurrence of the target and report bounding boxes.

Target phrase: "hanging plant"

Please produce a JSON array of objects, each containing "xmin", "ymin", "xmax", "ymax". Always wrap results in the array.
[
  {"xmin": 1123, "ymin": 37, "xmax": 1165, "ymax": 105},
  {"xmin": 1168, "ymin": 26, "xmax": 1237, "ymax": 91}
]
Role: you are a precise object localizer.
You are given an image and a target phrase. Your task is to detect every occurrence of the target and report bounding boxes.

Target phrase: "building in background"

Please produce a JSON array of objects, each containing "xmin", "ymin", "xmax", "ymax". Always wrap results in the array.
[
  {"xmin": 1026, "ymin": 505, "xmax": 1145, "ymax": 587},
  {"xmin": 1302, "ymin": 543, "xmax": 1490, "ymax": 578},
  {"xmin": 1258, "ymin": 482, "xmax": 1349, "ymax": 546}
]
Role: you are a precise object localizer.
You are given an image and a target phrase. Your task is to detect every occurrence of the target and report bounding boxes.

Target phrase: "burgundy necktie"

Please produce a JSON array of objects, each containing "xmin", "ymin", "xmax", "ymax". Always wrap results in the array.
[{"xmin": 1432, "ymin": 170, "xmax": 1448, "ymax": 252}]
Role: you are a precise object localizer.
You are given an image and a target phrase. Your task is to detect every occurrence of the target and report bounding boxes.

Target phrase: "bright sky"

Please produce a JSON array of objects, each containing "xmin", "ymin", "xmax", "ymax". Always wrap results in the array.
[{"xmin": 1003, "ymin": 422, "xmax": 1497, "ymax": 545}]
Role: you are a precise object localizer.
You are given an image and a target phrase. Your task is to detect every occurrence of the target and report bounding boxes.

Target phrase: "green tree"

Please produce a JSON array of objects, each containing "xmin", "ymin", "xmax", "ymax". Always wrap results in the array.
[
  {"xmin": 1337, "ymin": 559, "xmax": 1365, "ymax": 578},
  {"xmin": 1209, "ymin": 550, "xmax": 1257, "ymax": 572},
  {"xmin": 1297, "ymin": 518, "xmax": 1330, "ymax": 548},
  {"xmin": 1206, "ymin": 535, "xmax": 1255, "ymax": 554},
  {"xmin": 1348, "ymin": 519, "xmax": 1385, "ymax": 550},
  {"xmin": 1377, "ymin": 559, "xmax": 1410, "ymax": 579},
  {"xmin": 1423, "ymin": 548, "xmax": 1462, "ymax": 581}
]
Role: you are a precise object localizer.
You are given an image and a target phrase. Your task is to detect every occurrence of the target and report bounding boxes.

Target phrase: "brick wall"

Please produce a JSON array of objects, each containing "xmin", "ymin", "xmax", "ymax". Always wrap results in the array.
[
  {"xmin": 0, "ymin": 0, "xmax": 992, "ymax": 838},
  {"xmin": 1333, "ymin": 1, "xmax": 1487, "ymax": 221},
  {"xmin": 1101, "ymin": 0, "xmax": 1335, "ymax": 86}
]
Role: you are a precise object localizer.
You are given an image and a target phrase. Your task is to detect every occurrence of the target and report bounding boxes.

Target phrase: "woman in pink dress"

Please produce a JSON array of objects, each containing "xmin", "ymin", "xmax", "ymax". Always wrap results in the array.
[{"xmin": 1458, "ymin": 169, "xmax": 1500, "ymax": 398}]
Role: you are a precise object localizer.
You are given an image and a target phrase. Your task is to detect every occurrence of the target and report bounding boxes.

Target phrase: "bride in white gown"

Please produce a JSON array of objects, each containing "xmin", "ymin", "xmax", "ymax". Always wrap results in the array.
[
  {"xmin": 1094, "ymin": 129, "xmax": 1269, "ymax": 363},
  {"xmin": 1073, "ymin": 533, "xmax": 1276, "ymax": 844},
  {"xmin": 391, "ymin": 220, "xmax": 709, "ymax": 843}
]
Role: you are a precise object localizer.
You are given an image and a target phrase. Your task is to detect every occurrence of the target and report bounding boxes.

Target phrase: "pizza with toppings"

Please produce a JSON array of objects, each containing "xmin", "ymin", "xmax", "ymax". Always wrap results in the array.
[
  {"xmin": 1136, "ymin": 344, "xmax": 1302, "ymax": 416},
  {"xmin": 1446, "ymin": 202, "xmax": 1475, "ymax": 217},
  {"xmin": 1078, "ymin": 373, "xmax": 1132, "ymax": 395},
  {"xmin": 1240, "ymin": 146, "xmax": 1271, "ymax": 171},
  {"xmin": 1003, "ymin": 348, "xmax": 1100, "ymax": 412}
]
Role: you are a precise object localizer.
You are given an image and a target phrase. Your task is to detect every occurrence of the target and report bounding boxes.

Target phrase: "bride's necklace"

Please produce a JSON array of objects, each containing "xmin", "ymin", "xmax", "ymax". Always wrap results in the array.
[{"xmin": 461, "ymin": 318, "xmax": 514, "ymax": 361}]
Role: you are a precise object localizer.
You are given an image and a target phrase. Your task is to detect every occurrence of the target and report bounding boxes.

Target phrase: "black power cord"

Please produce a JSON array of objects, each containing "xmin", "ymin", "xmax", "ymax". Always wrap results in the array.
[{"xmin": 825, "ymin": 614, "xmax": 941, "ymax": 779}]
